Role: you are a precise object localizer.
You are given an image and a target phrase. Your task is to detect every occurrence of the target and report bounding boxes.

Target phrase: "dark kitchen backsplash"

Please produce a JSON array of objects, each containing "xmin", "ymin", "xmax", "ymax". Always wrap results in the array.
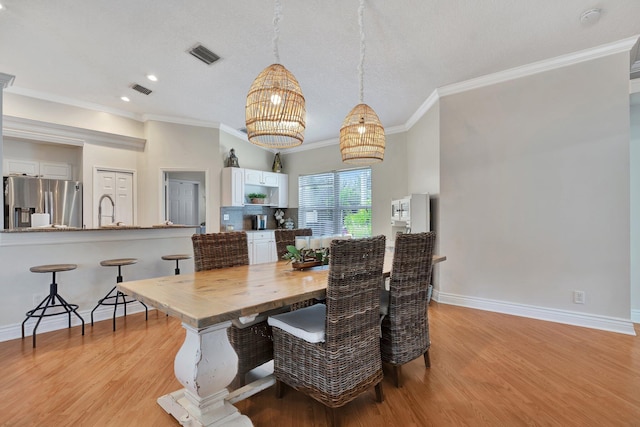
[{"xmin": 220, "ymin": 206, "xmax": 298, "ymax": 231}]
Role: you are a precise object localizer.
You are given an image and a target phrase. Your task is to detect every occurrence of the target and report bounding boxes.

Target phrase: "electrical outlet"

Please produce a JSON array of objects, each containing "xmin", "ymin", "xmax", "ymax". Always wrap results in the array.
[
  {"xmin": 223, "ymin": 214, "xmax": 229, "ymax": 221},
  {"xmin": 573, "ymin": 290, "xmax": 585, "ymax": 304}
]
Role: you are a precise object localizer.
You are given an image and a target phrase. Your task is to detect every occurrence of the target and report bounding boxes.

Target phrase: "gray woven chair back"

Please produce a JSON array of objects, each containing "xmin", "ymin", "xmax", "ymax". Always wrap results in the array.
[
  {"xmin": 192, "ymin": 232, "xmax": 249, "ymax": 271},
  {"xmin": 326, "ymin": 235, "xmax": 386, "ymax": 353},
  {"xmin": 381, "ymin": 231, "xmax": 436, "ymax": 365},
  {"xmin": 274, "ymin": 228, "xmax": 312, "ymax": 259}
]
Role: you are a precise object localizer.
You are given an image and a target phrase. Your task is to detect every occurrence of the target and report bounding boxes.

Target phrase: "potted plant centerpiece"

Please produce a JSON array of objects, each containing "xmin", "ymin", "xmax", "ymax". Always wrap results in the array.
[
  {"xmin": 247, "ymin": 193, "xmax": 267, "ymax": 204},
  {"xmin": 283, "ymin": 245, "xmax": 329, "ymax": 270}
]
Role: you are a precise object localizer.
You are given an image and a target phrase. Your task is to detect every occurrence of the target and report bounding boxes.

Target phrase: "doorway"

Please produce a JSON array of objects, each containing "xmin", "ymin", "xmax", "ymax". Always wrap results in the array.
[
  {"xmin": 168, "ymin": 179, "xmax": 199, "ymax": 225},
  {"xmin": 163, "ymin": 170, "xmax": 206, "ymax": 229}
]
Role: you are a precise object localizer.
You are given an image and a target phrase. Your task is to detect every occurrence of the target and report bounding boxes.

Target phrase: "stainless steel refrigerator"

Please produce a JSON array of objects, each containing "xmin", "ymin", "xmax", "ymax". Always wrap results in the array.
[{"xmin": 3, "ymin": 176, "xmax": 83, "ymax": 229}]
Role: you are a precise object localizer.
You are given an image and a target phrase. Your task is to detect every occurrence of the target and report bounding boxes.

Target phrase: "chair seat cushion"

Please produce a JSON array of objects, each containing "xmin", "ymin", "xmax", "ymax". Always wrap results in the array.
[{"xmin": 268, "ymin": 303, "xmax": 326, "ymax": 343}]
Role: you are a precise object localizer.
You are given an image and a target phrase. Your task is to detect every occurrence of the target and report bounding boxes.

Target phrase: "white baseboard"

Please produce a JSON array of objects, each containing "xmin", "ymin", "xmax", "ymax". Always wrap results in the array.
[
  {"xmin": 433, "ymin": 291, "xmax": 636, "ymax": 336},
  {"xmin": 631, "ymin": 310, "xmax": 640, "ymax": 324},
  {"xmin": 0, "ymin": 302, "xmax": 153, "ymax": 343}
]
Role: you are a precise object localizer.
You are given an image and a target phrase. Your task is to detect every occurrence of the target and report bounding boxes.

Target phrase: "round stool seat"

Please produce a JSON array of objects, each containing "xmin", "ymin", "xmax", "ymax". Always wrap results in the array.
[
  {"xmin": 161, "ymin": 254, "xmax": 192, "ymax": 261},
  {"xmin": 30, "ymin": 264, "xmax": 77, "ymax": 273},
  {"xmin": 100, "ymin": 258, "xmax": 138, "ymax": 267}
]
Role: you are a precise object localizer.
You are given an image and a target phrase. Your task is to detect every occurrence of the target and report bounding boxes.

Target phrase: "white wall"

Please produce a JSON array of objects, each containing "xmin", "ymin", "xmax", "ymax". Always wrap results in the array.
[
  {"xmin": 406, "ymin": 101, "xmax": 441, "ymax": 286},
  {"xmin": 439, "ymin": 53, "xmax": 631, "ymax": 319},
  {"xmin": 138, "ymin": 121, "xmax": 220, "ymax": 229},
  {"xmin": 281, "ymin": 132, "xmax": 408, "ymax": 240},
  {"xmin": 630, "ymin": 99, "xmax": 640, "ymax": 319},
  {"xmin": 219, "ymin": 130, "xmax": 274, "ymax": 172}
]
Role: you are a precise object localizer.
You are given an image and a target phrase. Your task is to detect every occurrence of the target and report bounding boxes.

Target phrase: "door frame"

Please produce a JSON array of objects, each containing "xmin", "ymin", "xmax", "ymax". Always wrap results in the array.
[
  {"xmin": 93, "ymin": 166, "xmax": 137, "ymax": 228},
  {"xmin": 159, "ymin": 167, "xmax": 208, "ymax": 230}
]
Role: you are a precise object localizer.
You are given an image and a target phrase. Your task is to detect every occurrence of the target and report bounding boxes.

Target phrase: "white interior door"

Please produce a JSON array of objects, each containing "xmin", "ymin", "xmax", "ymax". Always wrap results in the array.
[
  {"xmin": 95, "ymin": 169, "xmax": 134, "ymax": 226},
  {"xmin": 168, "ymin": 180, "xmax": 198, "ymax": 225},
  {"xmin": 115, "ymin": 173, "xmax": 133, "ymax": 225}
]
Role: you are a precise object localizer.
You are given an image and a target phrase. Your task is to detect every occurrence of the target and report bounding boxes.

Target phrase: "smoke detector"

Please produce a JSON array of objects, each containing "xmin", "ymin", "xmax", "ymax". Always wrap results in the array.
[{"xmin": 580, "ymin": 8, "xmax": 601, "ymax": 26}]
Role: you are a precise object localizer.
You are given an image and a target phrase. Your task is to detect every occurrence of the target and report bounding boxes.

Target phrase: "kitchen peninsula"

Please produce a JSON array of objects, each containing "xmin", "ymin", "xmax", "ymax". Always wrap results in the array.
[{"xmin": 0, "ymin": 225, "xmax": 198, "ymax": 342}]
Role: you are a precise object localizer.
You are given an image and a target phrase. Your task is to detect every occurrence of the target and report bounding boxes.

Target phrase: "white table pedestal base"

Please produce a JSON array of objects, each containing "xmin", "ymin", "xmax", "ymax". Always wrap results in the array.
[{"xmin": 158, "ymin": 321, "xmax": 252, "ymax": 426}]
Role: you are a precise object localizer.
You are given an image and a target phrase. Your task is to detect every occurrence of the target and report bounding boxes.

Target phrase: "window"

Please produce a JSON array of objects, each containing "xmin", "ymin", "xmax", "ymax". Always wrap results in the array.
[{"xmin": 298, "ymin": 167, "xmax": 371, "ymax": 237}]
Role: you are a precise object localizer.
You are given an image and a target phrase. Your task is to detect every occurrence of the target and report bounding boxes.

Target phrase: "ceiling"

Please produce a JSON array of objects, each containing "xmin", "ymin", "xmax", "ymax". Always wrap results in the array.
[{"xmin": 0, "ymin": 1, "xmax": 639, "ymax": 145}]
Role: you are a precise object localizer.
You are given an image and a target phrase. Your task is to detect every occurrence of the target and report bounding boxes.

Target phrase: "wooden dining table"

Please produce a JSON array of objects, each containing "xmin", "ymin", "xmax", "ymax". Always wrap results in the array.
[{"xmin": 119, "ymin": 252, "xmax": 446, "ymax": 427}]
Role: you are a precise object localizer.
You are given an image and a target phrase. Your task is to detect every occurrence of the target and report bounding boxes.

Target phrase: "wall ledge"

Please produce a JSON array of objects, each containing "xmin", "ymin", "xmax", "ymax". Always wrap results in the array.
[{"xmin": 2, "ymin": 115, "xmax": 146, "ymax": 150}]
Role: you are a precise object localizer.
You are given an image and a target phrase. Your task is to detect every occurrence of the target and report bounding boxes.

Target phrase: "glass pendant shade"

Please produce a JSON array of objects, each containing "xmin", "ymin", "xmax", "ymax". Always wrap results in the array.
[
  {"xmin": 245, "ymin": 63, "xmax": 306, "ymax": 149},
  {"xmin": 339, "ymin": 103, "xmax": 385, "ymax": 165}
]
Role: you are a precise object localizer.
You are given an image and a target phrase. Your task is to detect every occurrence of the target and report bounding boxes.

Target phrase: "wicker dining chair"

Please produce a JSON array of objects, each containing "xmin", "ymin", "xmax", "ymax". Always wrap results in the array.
[
  {"xmin": 268, "ymin": 235, "xmax": 386, "ymax": 425},
  {"xmin": 274, "ymin": 228, "xmax": 312, "ymax": 259},
  {"xmin": 191, "ymin": 231, "xmax": 272, "ymax": 389},
  {"xmin": 380, "ymin": 231, "xmax": 436, "ymax": 387}
]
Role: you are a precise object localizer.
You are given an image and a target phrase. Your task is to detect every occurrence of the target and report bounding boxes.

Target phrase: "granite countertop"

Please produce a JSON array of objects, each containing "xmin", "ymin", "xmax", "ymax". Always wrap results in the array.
[{"xmin": 1, "ymin": 224, "xmax": 199, "ymax": 233}]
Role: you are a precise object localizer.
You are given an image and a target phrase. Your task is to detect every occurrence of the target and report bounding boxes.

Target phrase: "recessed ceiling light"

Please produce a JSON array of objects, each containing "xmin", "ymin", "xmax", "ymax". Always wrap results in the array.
[
  {"xmin": 146, "ymin": 74, "xmax": 158, "ymax": 82},
  {"xmin": 0, "ymin": 4, "xmax": 5, "ymax": 10},
  {"xmin": 121, "ymin": 96, "xmax": 130, "ymax": 102}
]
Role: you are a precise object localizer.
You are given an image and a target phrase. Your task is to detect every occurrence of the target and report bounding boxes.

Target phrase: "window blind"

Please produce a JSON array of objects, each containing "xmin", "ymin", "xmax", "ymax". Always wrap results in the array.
[{"xmin": 298, "ymin": 167, "xmax": 371, "ymax": 237}]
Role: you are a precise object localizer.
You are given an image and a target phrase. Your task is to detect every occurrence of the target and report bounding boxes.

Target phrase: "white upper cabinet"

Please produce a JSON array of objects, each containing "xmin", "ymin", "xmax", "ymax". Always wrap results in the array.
[
  {"xmin": 244, "ymin": 169, "xmax": 279, "ymax": 187},
  {"xmin": 221, "ymin": 167, "xmax": 288, "ymax": 208},
  {"xmin": 277, "ymin": 173, "xmax": 288, "ymax": 207},
  {"xmin": 3, "ymin": 158, "xmax": 72, "ymax": 180},
  {"xmin": 221, "ymin": 167, "xmax": 245, "ymax": 207}
]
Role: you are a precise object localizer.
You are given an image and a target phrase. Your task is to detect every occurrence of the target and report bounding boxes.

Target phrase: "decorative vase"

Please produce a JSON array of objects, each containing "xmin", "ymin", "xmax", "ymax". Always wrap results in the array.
[{"xmin": 251, "ymin": 198, "xmax": 265, "ymax": 204}]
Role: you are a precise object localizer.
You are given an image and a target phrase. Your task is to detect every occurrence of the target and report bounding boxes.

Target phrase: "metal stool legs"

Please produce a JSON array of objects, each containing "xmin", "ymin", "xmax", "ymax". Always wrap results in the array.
[
  {"xmin": 91, "ymin": 264, "xmax": 148, "ymax": 331},
  {"xmin": 21, "ymin": 271, "xmax": 85, "ymax": 348}
]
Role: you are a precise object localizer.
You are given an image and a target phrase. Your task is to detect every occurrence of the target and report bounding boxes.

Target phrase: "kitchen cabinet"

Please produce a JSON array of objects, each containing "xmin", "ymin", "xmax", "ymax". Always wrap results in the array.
[
  {"xmin": 221, "ymin": 167, "xmax": 288, "ymax": 207},
  {"xmin": 3, "ymin": 158, "xmax": 72, "ymax": 180},
  {"xmin": 244, "ymin": 169, "xmax": 279, "ymax": 187},
  {"xmin": 391, "ymin": 193, "xmax": 430, "ymax": 243},
  {"xmin": 276, "ymin": 173, "xmax": 288, "ymax": 207},
  {"xmin": 247, "ymin": 231, "xmax": 277, "ymax": 265},
  {"xmin": 221, "ymin": 167, "xmax": 245, "ymax": 207}
]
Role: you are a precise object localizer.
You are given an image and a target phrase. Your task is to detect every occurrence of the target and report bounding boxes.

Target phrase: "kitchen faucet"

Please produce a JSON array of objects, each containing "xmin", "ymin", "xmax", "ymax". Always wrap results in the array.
[{"xmin": 98, "ymin": 194, "xmax": 115, "ymax": 227}]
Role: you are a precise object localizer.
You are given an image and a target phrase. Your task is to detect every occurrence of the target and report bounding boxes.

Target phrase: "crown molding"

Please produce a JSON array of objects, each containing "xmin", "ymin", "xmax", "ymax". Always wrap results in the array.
[
  {"xmin": 438, "ymin": 36, "xmax": 639, "ymax": 98},
  {"xmin": 2, "ymin": 115, "xmax": 146, "ymax": 150},
  {"xmin": 405, "ymin": 90, "xmax": 440, "ymax": 130},
  {"xmin": 218, "ymin": 123, "xmax": 250, "ymax": 142},
  {"xmin": 142, "ymin": 113, "xmax": 221, "ymax": 129},
  {"xmin": 0, "ymin": 73, "xmax": 15, "ymax": 89}
]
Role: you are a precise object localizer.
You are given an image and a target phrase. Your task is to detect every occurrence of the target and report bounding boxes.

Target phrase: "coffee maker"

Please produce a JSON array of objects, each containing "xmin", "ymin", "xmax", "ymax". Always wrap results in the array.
[{"xmin": 252, "ymin": 214, "xmax": 267, "ymax": 230}]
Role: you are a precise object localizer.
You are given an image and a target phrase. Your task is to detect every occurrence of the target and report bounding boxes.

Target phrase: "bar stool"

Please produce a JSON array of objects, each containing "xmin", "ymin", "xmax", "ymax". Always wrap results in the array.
[
  {"xmin": 91, "ymin": 258, "xmax": 148, "ymax": 331},
  {"xmin": 161, "ymin": 254, "xmax": 192, "ymax": 275},
  {"xmin": 22, "ymin": 264, "xmax": 85, "ymax": 348}
]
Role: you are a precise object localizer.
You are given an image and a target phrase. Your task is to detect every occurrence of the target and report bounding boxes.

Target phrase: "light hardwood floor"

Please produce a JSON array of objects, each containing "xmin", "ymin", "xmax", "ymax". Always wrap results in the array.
[{"xmin": 1, "ymin": 303, "xmax": 639, "ymax": 426}]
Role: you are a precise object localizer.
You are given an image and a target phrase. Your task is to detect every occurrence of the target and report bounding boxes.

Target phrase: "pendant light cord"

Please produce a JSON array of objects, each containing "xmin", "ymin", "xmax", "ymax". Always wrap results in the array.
[
  {"xmin": 273, "ymin": 0, "xmax": 282, "ymax": 64},
  {"xmin": 358, "ymin": 0, "xmax": 365, "ymax": 104}
]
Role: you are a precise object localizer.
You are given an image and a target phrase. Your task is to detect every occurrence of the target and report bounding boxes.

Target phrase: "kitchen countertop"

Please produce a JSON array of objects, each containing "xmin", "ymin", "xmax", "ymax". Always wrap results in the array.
[{"xmin": 0, "ymin": 224, "xmax": 199, "ymax": 233}]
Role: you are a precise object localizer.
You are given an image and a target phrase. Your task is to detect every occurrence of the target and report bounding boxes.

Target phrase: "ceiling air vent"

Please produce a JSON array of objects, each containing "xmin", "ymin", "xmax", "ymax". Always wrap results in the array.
[
  {"xmin": 131, "ymin": 83, "xmax": 152, "ymax": 95},
  {"xmin": 189, "ymin": 43, "xmax": 220, "ymax": 65}
]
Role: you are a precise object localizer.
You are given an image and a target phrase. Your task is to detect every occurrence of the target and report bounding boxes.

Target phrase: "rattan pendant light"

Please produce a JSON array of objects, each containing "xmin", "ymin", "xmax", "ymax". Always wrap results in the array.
[
  {"xmin": 246, "ymin": 0, "xmax": 306, "ymax": 149},
  {"xmin": 340, "ymin": 0, "xmax": 385, "ymax": 165}
]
